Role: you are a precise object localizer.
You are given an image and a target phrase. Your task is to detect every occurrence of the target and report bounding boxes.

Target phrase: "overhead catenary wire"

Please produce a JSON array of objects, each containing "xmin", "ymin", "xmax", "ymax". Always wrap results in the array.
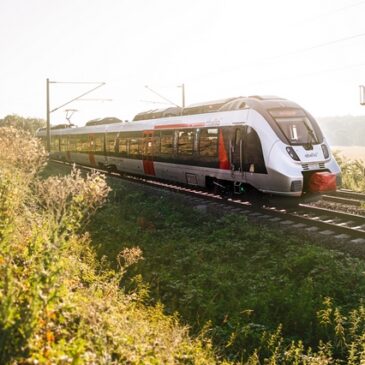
[{"xmin": 185, "ymin": 30, "xmax": 365, "ymax": 84}]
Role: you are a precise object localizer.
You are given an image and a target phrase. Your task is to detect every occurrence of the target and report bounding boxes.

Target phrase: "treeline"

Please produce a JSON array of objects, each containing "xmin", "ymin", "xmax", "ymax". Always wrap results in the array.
[
  {"xmin": 318, "ymin": 115, "xmax": 365, "ymax": 146},
  {"xmin": 0, "ymin": 114, "xmax": 45, "ymax": 135}
]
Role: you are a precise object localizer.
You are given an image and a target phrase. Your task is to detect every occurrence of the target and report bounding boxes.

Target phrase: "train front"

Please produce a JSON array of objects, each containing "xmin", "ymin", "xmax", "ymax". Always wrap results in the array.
[{"xmin": 260, "ymin": 101, "xmax": 341, "ymax": 200}]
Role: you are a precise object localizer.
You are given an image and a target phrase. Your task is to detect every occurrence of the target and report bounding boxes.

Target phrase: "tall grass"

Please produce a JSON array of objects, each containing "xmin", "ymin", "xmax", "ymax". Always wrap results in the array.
[
  {"xmin": 334, "ymin": 151, "xmax": 365, "ymax": 192},
  {"xmin": 0, "ymin": 127, "xmax": 220, "ymax": 364}
]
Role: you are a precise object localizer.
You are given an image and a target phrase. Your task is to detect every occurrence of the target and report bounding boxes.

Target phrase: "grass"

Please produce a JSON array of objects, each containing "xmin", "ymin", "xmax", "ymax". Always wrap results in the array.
[
  {"xmin": 87, "ymin": 177, "xmax": 365, "ymax": 362},
  {"xmin": 0, "ymin": 134, "xmax": 222, "ymax": 365}
]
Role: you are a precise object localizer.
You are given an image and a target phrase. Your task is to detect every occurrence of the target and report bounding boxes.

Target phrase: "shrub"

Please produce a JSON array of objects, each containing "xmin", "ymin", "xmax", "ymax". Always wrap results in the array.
[
  {"xmin": 334, "ymin": 151, "xmax": 365, "ymax": 192},
  {"xmin": 0, "ymin": 127, "xmax": 220, "ymax": 364}
]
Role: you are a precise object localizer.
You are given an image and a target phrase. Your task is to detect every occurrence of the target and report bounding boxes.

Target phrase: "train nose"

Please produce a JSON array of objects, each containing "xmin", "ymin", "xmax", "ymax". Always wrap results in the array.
[{"xmin": 308, "ymin": 172, "xmax": 337, "ymax": 193}]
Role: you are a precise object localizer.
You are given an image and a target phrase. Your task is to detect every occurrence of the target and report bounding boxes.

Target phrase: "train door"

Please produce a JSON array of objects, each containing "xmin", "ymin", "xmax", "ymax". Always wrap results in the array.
[
  {"xmin": 242, "ymin": 126, "xmax": 267, "ymax": 174},
  {"xmin": 142, "ymin": 131, "xmax": 156, "ymax": 176}
]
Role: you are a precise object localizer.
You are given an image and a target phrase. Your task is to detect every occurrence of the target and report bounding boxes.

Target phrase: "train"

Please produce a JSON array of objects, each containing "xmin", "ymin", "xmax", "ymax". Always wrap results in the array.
[{"xmin": 36, "ymin": 95, "xmax": 341, "ymax": 203}]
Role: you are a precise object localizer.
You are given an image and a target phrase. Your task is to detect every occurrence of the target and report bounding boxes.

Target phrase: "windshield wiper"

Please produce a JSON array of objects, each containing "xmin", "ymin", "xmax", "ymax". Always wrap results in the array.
[{"xmin": 303, "ymin": 121, "xmax": 318, "ymax": 147}]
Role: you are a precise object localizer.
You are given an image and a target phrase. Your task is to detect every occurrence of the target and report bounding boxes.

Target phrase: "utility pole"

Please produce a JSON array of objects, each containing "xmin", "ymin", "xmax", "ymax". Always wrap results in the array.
[
  {"xmin": 46, "ymin": 78, "xmax": 51, "ymax": 152},
  {"xmin": 360, "ymin": 85, "xmax": 365, "ymax": 105},
  {"xmin": 45, "ymin": 79, "xmax": 107, "ymax": 152},
  {"xmin": 178, "ymin": 83, "xmax": 185, "ymax": 108}
]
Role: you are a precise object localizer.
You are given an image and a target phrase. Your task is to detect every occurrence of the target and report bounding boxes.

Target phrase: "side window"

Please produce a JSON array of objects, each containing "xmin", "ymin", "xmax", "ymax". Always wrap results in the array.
[
  {"xmin": 160, "ymin": 131, "xmax": 174, "ymax": 154},
  {"xmin": 243, "ymin": 127, "xmax": 267, "ymax": 173},
  {"xmin": 94, "ymin": 135, "xmax": 104, "ymax": 152},
  {"xmin": 129, "ymin": 137, "xmax": 139, "ymax": 156},
  {"xmin": 60, "ymin": 137, "xmax": 68, "ymax": 152},
  {"xmin": 68, "ymin": 136, "xmax": 76, "ymax": 151},
  {"xmin": 75, "ymin": 135, "xmax": 83, "ymax": 152},
  {"xmin": 78, "ymin": 135, "xmax": 89, "ymax": 152},
  {"xmin": 107, "ymin": 133, "xmax": 118, "ymax": 153},
  {"xmin": 50, "ymin": 136, "xmax": 59, "ymax": 152},
  {"xmin": 177, "ymin": 129, "xmax": 194, "ymax": 155},
  {"xmin": 119, "ymin": 136, "xmax": 127, "ymax": 155},
  {"xmin": 153, "ymin": 133, "xmax": 161, "ymax": 154},
  {"xmin": 199, "ymin": 128, "xmax": 218, "ymax": 157}
]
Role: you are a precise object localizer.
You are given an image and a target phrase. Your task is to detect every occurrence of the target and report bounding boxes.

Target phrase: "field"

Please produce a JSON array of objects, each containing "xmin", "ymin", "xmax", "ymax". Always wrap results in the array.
[
  {"xmin": 332, "ymin": 145, "xmax": 365, "ymax": 162},
  {"xmin": 88, "ymin": 173, "xmax": 365, "ymax": 362}
]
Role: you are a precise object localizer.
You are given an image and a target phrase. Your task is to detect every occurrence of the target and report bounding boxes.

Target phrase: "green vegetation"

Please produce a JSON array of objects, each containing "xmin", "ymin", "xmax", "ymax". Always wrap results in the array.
[
  {"xmin": 334, "ymin": 151, "xmax": 365, "ymax": 192},
  {"xmin": 0, "ymin": 128, "xmax": 219, "ymax": 364},
  {"xmin": 3, "ymin": 126, "xmax": 365, "ymax": 364},
  {"xmin": 89, "ymin": 179, "xmax": 365, "ymax": 363}
]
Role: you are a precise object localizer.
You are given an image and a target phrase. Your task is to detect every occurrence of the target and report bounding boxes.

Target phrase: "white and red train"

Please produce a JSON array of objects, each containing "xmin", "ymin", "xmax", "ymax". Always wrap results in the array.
[{"xmin": 37, "ymin": 95, "xmax": 341, "ymax": 201}]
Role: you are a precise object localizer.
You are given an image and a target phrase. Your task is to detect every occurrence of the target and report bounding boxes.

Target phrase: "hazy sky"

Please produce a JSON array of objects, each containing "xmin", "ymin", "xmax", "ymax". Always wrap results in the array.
[{"xmin": 1, "ymin": 0, "xmax": 365, "ymax": 126}]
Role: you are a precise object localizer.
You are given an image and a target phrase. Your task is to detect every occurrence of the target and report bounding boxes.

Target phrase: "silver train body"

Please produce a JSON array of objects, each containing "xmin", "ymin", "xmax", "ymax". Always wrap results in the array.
[{"xmin": 37, "ymin": 96, "xmax": 341, "ymax": 200}]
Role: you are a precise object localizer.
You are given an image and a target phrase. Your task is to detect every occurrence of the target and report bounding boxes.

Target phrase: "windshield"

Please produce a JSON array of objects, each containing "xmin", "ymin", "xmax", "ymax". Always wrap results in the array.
[{"xmin": 269, "ymin": 108, "xmax": 319, "ymax": 146}]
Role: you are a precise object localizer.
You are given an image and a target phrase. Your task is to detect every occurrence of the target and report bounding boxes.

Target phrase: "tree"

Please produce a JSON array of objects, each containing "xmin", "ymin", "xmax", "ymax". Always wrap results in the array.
[{"xmin": 0, "ymin": 114, "xmax": 45, "ymax": 135}]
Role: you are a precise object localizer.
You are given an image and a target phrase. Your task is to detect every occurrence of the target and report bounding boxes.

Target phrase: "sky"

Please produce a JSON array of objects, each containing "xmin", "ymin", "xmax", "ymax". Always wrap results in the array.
[{"xmin": 1, "ymin": 0, "xmax": 365, "ymax": 126}]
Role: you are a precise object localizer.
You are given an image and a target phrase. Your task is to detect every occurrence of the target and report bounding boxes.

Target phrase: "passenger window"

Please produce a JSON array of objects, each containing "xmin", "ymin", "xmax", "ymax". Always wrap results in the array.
[
  {"xmin": 107, "ymin": 133, "xmax": 118, "ymax": 153},
  {"xmin": 178, "ymin": 129, "xmax": 194, "ymax": 155},
  {"xmin": 94, "ymin": 135, "xmax": 104, "ymax": 152},
  {"xmin": 119, "ymin": 137, "xmax": 127, "ymax": 155},
  {"xmin": 50, "ymin": 136, "xmax": 59, "ymax": 152},
  {"xmin": 77, "ymin": 135, "xmax": 89, "ymax": 152},
  {"xmin": 160, "ymin": 131, "xmax": 174, "ymax": 154},
  {"xmin": 68, "ymin": 136, "xmax": 76, "ymax": 151},
  {"xmin": 129, "ymin": 138, "xmax": 139, "ymax": 156},
  {"xmin": 199, "ymin": 128, "xmax": 218, "ymax": 157},
  {"xmin": 60, "ymin": 137, "xmax": 68, "ymax": 152},
  {"xmin": 153, "ymin": 134, "xmax": 161, "ymax": 154}
]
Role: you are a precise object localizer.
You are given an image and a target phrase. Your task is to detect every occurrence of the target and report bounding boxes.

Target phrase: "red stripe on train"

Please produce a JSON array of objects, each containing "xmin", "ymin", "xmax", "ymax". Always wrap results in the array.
[{"xmin": 218, "ymin": 129, "xmax": 230, "ymax": 170}]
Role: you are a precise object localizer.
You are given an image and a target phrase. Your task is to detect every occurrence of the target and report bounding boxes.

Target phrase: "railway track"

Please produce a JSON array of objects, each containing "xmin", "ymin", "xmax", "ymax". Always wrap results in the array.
[
  {"xmin": 322, "ymin": 189, "xmax": 365, "ymax": 206},
  {"xmin": 49, "ymin": 160, "xmax": 365, "ymax": 244}
]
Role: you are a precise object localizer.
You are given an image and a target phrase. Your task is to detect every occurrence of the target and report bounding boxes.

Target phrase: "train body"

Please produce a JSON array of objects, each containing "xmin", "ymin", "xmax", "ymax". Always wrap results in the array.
[{"xmin": 37, "ymin": 96, "xmax": 341, "ymax": 201}]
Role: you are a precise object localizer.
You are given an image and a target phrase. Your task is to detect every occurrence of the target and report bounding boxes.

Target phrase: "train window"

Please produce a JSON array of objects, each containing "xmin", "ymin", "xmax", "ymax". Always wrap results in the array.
[
  {"xmin": 153, "ymin": 134, "xmax": 161, "ymax": 154},
  {"xmin": 274, "ymin": 117, "xmax": 319, "ymax": 145},
  {"xmin": 177, "ymin": 129, "xmax": 194, "ymax": 155},
  {"xmin": 60, "ymin": 137, "xmax": 68, "ymax": 152},
  {"xmin": 107, "ymin": 133, "xmax": 118, "ymax": 153},
  {"xmin": 92, "ymin": 135, "xmax": 104, "ymax": 152},
  {"xmin": 160, "ymin": 131, "xmax": 174, "ymax": 154},
  {"xmin": 76, "ymin": 134, "xmax": 89, "ymax": 152},
  {"xmin": 50, "ymin": 136, "xmax": 59, "ymax": 152},
  {"xmin": 119, "ymin": 137, "xmax": 127, "ymax": 155},
  {"xmin": 199, "ymin": 128, "xmax": 218, "ymax": 157},
  {"xmin": 129, "ymin": 138, "xmax": 139, "ymax": 156},
  {"xmin": 69, "ymin": 136, "xmax": 78, "ymax": 151}
]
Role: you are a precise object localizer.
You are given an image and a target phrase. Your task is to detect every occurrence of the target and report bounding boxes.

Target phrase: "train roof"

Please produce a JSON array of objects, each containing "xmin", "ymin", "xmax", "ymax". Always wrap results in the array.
[
  {"xmin": 131, "ymin": 95, "xmax": 291, "ymax": 121},
  {"xmin": 85, "ymin": 117, "xmax": 123, "ymax": 126},
  {"xmin": 133, "ymin": 106, "xmax": 182, "ymax": 121},
  {"xmin": 35, "ymin": 95, "xmax": 303, "ymax": 137}
]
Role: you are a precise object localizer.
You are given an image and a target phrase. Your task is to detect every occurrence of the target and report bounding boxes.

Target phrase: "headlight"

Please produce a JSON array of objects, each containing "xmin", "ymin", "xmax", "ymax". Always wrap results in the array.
[{"xmin": 286, "ymin": 146, "xmax": 300, "ymax": 161}]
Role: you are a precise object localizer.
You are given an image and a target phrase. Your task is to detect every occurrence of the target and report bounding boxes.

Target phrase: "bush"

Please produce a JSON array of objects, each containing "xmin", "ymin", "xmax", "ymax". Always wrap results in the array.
[
  {"xmin": 0, "ymin": 127, "xmax": 221, "ymax": 364},
  {"xmin": 334, "ymin": 151, "xmax": 365, "ymax": 192}
]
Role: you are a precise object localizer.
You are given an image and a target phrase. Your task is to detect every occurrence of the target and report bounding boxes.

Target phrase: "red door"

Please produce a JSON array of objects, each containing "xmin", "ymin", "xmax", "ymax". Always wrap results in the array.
[{"xmin": 142, "ymin": 131, "xmax": 155, "ymax": 176}]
